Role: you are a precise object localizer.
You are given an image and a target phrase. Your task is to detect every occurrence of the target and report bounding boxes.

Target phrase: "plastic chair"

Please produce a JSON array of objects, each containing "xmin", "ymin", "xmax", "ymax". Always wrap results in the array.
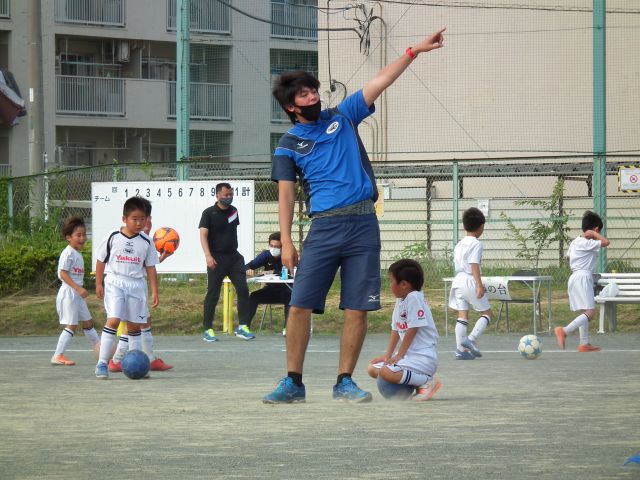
[{"xmin": 495, "ymin": 269, "xmax": 542, "ymax": 332}]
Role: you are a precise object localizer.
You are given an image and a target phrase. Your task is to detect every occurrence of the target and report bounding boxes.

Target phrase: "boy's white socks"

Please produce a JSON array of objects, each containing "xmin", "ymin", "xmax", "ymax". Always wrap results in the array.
[
  {"xmin": 401, "ymin": 370, "xmax": 429, "ymax": 387},
  {"xmin": 54, "ymin": 328, "xmax": 74, "ymax": 356},
  {"xmin": 128, "ymin": 330, "xmax": 143, "ymax": 351},
  {"xmin": 83, "ymin": 326, "xmax": 100, "ymax": 347},
  {"xmin": 455, "ymin": 319, "xmax": 468, "ymax": 351},
  {"xmin": 565, "ymin": 313, "xmax": 589, "ymax": 335},
  {"xmin": 141, "ymin": 327, "xmax": 155, "ymax": 360},
  {"xmin": 98, "ymin": 326, "xmax": 117, "ymax": 364},
  {"xmin": 113, "ymin": 335, "xmax": 129, "ymax": 363},
  {"xmin": 468, "ymin": 315, "xmax": 490, "ymax": 342}
]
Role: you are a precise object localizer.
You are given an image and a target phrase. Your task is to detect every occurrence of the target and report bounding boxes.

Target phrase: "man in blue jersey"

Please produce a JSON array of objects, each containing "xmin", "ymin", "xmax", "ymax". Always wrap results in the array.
[{"xmin": 263, "ymin": 28, "xmax": 446, "ymax": 404}]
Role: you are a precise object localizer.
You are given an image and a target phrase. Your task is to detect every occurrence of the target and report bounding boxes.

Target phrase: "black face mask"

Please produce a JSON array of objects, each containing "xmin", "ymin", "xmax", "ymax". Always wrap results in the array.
[{"xmin": 297, "ymin": 101, "xmax": 321, "ymax": 122}]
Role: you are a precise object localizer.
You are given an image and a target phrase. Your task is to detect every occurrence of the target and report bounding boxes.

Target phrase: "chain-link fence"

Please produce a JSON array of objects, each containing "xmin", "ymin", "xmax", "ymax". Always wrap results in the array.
[{"xmin": 2, "ymin": 155, "xmax": 638, "ymax": 286}]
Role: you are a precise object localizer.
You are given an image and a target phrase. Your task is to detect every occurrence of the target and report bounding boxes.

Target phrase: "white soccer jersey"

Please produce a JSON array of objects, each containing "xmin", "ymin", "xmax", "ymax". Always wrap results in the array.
[
  {"xmin": 57, "ymin": 245, "xmax": 85, "ymax": 286},
  {"xmin": 391, "ymin": 290, "xmax": 439, "ymax": 357},
  {"xmin": 97, "ymin": 230, "xmax": 158, "ymax": 279},
  {"xmin": 453, "ymin": 236, "xmax": 483, "ymax": 276},
  {"xmin": 568, "ymin": 235, "xmax": 601, "ymax": 272}
]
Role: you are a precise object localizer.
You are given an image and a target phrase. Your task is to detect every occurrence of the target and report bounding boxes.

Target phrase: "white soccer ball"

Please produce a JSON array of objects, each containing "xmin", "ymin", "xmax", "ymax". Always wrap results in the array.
[{"xmin": 518, "ymin": 334, "xmax": 542, "ymax": 360}]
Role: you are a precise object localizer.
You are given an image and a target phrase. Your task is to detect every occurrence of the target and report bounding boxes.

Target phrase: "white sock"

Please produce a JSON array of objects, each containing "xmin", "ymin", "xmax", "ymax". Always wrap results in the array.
[
  {"xmin": 128, "ymin": 330, "xmax": 142, "ymax": 351},
  {"xmin": 468, "ymin": 315, "xmax": 490, "ymax": 342},
  {"xmin": 83, "ymin": 326, "xmax": 100, "ymax": 347},
  {"xmin": 54, "ymin": 328, "xmax": 74, "ymax": 356},
  {"xmin": 578, "ymin": 315, "xmax": 591, "ymax": 345},
  {"xmin": 113, "ymin": 335, "xmax": 129, "ymax": 363},
  {"xmin": 141, "ymin": 327, "xmax": 155, "ymax": 360},
  {"xmin": 98, "ymin": 326, "xmax": 117, "ymax": 364},
  {"xmin": 400, "ymin": 370, "xmax": 429, "ymax": 387},
  {"xmin": 455, "ymin": 319, "xmax": 468, "ymax": 351},
  {"xmin": 565, "ymin": 313, "xmax": 589, "ymax": 335}
]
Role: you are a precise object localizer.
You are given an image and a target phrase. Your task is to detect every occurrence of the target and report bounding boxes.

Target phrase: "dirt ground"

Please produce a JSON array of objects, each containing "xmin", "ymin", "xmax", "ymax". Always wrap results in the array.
[{"xmin": 1, "ymin": 332, "xmax": 639, "ymax": 479}]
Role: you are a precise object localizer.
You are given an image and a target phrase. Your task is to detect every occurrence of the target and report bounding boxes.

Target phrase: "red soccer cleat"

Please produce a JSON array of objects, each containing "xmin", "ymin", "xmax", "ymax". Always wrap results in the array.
[
  {"xmin": 150, "ymin": 358, "xmax": 174, "ymax": 371},
  {"xmin": 108, "ymin": 359, "xmax": 122, "ymax": 372},
  {"xmin": 577, "ymin": 344, "xmax": 601, "ymax": 352},
  {"xmin": 51, "ymin": 354, "xmax": 75, "ymax": 366},
  {"xmin": 554, "ymin": 326, "xmax": 566, "ymax": 350}
]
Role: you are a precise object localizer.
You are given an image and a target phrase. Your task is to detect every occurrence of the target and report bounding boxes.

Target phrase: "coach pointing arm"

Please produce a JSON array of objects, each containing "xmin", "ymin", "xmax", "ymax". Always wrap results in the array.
[{"xmin": 362, "ymin": 28, "xmax": 445, "ymax": 107}]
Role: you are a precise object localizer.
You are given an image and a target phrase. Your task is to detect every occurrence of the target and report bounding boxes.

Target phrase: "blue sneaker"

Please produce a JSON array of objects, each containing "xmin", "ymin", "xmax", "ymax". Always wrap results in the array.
[
  {"xmin": 332, "ymin": 377, "xmax": 373, "ymax": 403},
  {"xmin": 203, "ymin": 328, "xmax": 218, "ymax": 342},
  {"xmin": 95, "ymin": 361, "xmax": 109, "ymax": 379},
  {"xmin": 235, "ymin": 325, "xmax": 255, "ymax": 340},
  {"xmin": 461, "ymin": 338, "xmax": 482, "ymax": 358},
  {"xmin": 262, "ymin": 377, "xmax": 306, "ymax": 404},
  {"xmin": 455, "ymin": 349, "xmax": 475, "ymax": 360}
]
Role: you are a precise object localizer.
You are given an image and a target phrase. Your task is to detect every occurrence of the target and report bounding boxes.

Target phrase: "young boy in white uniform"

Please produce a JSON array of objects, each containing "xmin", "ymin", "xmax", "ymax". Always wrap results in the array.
[
  {"xmin": 51, "ymin": 216, "xmax": 100, "ymax": 365},
  {"xmin": 449, "ymin": 207, "xmax": 492, "ymax": 360},
  {"xmin": 94, "ymin": 196, "xmax": 159, "ymax": 379},
  {"xmin": 555, "ymin": 211, "xmax": 610, "ymax": 352},
  {"xmin": 368, "ymin": 259, "xmax": 441, "ymax": 401},
  {"xmin": 109, "ymin": 198, "xmax": 173, "ymax": 372}
]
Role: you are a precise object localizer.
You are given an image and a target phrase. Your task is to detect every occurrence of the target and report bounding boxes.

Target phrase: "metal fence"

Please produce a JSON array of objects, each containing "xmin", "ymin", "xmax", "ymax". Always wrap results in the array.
[
  {"xmin": 270, "ymin": 0, "xmax": 318, "ymax": 41},
  {"xmin": 2, "ymin": 157, "xmax": 639, "ymax": 285},
  {"xmin": 168, "ymin": 82, "xmax": 232, "ymax": 120},
  {"xmin": 56, "ymin": 76, "xmax": 125, "ymax": 116},
  {"xmin": 166, "ymin": 0, "xmax": 231, "ymax": 34},
  {"xmin": 0, "ymin": 0, "xmax": 9, "ymax": 18},
  {"xmin": 54, "ymin": 0, "xmax": 125, "ymax": 26}
]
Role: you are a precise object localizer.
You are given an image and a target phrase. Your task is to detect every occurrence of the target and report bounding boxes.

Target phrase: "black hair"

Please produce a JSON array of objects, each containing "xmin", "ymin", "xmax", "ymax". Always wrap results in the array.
[
  {"xmin": 268, "ymin": 232, "xmax": 281, "ymax": 243},
  {"xmin": 123, "ymin": 196, "xmax": 149, "ymax": 217},
  {"xmin": 216, "ymin": 182, "xmax": 232, "ymax": 194},
  {"xmin": 582, "ymin": 210, "xmax": 604, "ymax": 232},
  {"xmin": 388, "ymin": 259, "xmax": 424, "ymax": 291},
  {"xmin": 462, "ymin": 207, "xmax": 486, "ymax": 232},
  {"xmin": 62, "ymin": 216, "xmax": 85, "ymax": 238},
  {"xmin": 272, "ymin": 70, "xmax": 320, "ymax": 125}
]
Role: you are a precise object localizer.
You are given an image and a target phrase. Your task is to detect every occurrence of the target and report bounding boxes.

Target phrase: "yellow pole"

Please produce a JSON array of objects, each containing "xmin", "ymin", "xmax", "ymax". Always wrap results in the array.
[
  {"xmin": 227, "ymin": 288, "xmax": 234, "ymax": 335},
  {"xmin": 222, "ymin": 279, "xmax": 229, "ymax": 334}
]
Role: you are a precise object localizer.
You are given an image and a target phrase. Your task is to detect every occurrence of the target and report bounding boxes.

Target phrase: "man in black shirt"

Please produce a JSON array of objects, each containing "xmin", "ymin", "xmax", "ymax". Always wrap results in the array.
[{"xmin": 198, "ymin": 182, "xmax": 252, "ymax": 341}]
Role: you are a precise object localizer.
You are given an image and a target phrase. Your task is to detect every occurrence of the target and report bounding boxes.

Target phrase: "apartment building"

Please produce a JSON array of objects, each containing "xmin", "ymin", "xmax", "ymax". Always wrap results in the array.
[{"xmin": 0, "ymin": 0, "xmax": 317, "ymax": 178}]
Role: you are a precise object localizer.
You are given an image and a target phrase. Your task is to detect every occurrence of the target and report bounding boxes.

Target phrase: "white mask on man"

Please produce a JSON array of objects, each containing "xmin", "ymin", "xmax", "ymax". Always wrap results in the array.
[{"xmin": 269, "ymin": 247, "xmax": 281, "ymax": 257}]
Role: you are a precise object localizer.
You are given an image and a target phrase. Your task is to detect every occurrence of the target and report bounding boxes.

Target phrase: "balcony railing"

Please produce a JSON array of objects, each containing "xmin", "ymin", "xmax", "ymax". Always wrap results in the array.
[
  {"xmin": 168, "ymin": 82, "xmax": 232, "ymax": 120},
  {"xmin": 0, "ymin": 0, "xmax": 10, "ymax": 19},
  {"xmin": 271, "ymin": 1, "xmax": 317, "ymax": 40},
  {"xmin": 56, "ymin": 76, "xmax": 125, "ymax": 116},
  {"xmin": 166, "ymin": 0, "xmax": 230, "ymax": 34},
  {"xmin": 0, "ymin": 164, "xmax": 11, "ymax": 178},
  {"xmin": 55, "ymin": 0, "xmax": 125, "ymax": 26}
]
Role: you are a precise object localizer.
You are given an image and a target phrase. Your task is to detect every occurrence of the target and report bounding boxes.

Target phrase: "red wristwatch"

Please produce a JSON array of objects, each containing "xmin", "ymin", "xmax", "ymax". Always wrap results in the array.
[{"xmin": 405, "ymin": 47, "xmax": 417, "ymax": 59}]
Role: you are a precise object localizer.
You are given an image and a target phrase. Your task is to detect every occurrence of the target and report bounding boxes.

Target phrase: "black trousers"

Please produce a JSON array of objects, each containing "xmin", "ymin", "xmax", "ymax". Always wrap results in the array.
[
  {"xmin": 246, "ymin": 284, "xmax": 292, "ymax": 328},
  {"xmin": 203, "ymin": 252, "xmax": 250, "ymax": 330}
]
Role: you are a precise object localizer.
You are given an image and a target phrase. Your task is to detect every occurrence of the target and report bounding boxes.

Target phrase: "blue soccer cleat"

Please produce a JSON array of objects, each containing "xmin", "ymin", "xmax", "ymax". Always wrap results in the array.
[
  {"xmin": 455, "ymin": 349, "xmax": 476, "ymax": 360},
  {"xmin": 461, "ymin": 338, "xmax": 482, "ymax": 358},
  {"xmin": 95, "ymin": 361, "xmax": 109, "ymax": 379},
  {"xmin": 262, "ymin": 377, "xmax": 306, "ymax": 404},
  {"xmin": 235, "ymin": 325, "xmax": 255, "ymax": 340},
  {"xmin": 203, "ymin": 328, "xmax": 218, "ymax": 342},
  {"xmin": 332, "ymin": 377, "xmax": 373, "ymax": 403}
]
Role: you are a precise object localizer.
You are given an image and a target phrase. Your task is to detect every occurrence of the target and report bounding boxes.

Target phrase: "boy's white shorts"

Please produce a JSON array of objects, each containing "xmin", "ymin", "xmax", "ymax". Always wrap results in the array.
[
  {"xmin": 56, "ymin": 286, "xmax": 92, "ymax": 325},
  {"xmin": 104, "ymin": 276, "xmax": 149, "ymax": 323},
  {"xmin": 568, "ymin": 271, "xmax": 595, "ymax": 311},
  {"xmin": 371, "ymin": 352, "xmax": 438, "ymax": 378},
  {"xmin": 449, "ymin": 275, "xmax": 491, "ymax": 312}
]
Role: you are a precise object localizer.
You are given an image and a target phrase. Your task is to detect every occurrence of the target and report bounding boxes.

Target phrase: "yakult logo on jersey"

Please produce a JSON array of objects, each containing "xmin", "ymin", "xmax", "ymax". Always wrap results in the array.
[
  {"xmin": 417, "ymin": 309, "xmax": 425, "ymax": 319},
  {"xmin": 326, "ymin": 121, "xmax": 340, "ymax": 134},
  {"xmin": 396, "ymin": 320, "xmax": 408, "ymax": 330},
  {"xmin": 72, "ymin": 266, "xmax": 84, "ymax": 274},
  {"xmin": 115, "ymin": 254, "xmax": 141, "ymax": 263}
]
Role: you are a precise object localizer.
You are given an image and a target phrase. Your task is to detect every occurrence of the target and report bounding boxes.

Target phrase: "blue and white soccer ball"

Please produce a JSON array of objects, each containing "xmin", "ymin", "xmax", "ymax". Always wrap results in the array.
[
  {"xmin": 518, "ymin": 334, "xmax": 542, "ymax": 360},
  {"xmin": 376, "ymin": 377, "xmax": 415, "ymax": 400}
]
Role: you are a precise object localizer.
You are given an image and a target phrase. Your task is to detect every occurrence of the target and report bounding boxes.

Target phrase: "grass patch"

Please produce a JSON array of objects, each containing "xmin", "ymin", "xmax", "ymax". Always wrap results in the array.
[{"xmin": 0, "ymin": 274, "xmax": 637, "ymax": 336}]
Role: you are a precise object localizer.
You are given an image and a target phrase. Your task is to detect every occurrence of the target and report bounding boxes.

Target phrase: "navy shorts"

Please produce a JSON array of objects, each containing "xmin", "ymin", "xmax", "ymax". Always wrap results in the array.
[{"xmin": 290, "ymin": 213, "xmax": 381, "ymax": 314}]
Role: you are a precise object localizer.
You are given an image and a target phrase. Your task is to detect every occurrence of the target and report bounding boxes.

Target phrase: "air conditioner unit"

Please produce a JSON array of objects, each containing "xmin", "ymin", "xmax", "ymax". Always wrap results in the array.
[{"xmin": 117, "ymin": 41, "xmax": 130, "ymax": 62}]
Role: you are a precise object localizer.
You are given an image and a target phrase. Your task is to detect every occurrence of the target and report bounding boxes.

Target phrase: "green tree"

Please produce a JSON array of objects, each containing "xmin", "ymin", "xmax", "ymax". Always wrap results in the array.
[{"xmin": 500, "ymin": 177, "xmax": 572, "ymax": 269}]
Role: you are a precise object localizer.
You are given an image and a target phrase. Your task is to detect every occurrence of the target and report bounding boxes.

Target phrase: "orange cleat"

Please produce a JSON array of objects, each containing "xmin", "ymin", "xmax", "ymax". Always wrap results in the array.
[
  {"xmin": 577, "ymin": 344, "xmax": 601, "ymax": 352},
  {"xmin": 554, "ymin": 326, "xmax": 566, "ymax": 350},
  {"xmin": 413, "ymin": 377, "xmax": 442, "ymax": 402},
  {"xmin": 108, "ymin": 359, "xmax": 122, "ymax": 372},
  {"xmin": 51, "ymin": 354, "xmax": 75, "ymax": 366},
  {"xmin": 150, "ymin": 358, "xmax": 174, "ymax": 371}
]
